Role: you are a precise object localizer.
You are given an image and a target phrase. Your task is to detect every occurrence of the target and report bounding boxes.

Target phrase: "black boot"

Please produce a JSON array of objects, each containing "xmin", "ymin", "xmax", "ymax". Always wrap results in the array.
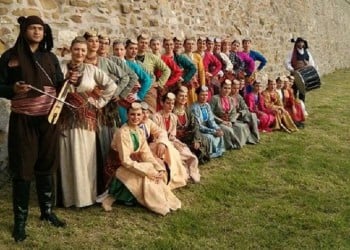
[
  {"xmin": 12, "ymin": 179, "xmax": 30, "ymax": 242},
  {"xmin": 36, "ymin": 175, "xmax": 66, "ymax": 227}
]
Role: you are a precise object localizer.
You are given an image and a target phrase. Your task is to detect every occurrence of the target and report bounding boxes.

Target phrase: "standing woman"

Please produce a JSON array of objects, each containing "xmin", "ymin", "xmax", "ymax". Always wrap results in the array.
[
  {"xmin": 182, "ymin": 37, "xmax": 206, "ymax": 105},
  {"xmin": 59, "ymin": 37, "xmax": 117, "ymax": 208},
  {"xmin": 191, "ymin": 86, "xmax": 225, "ymax": 158},
  {"xmin": 153, "ymin": 92, "xmax": 200, "ymax": 183},
  {"xmin": 174, "ymin": 86, "xmax": 210, "ymax": 164}
]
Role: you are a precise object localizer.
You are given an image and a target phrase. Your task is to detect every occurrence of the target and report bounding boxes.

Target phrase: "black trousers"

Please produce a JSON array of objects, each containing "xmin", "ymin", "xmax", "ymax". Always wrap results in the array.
[{"xmin": 8, "ymin": 112, "xmax": 59, "ymax": 180}]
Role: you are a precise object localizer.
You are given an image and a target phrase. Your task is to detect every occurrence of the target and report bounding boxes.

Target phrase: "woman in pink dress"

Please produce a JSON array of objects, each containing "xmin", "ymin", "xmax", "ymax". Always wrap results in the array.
[{"xmin": 245, "ymin": 81, "xmax": 275, "ymax": 132}]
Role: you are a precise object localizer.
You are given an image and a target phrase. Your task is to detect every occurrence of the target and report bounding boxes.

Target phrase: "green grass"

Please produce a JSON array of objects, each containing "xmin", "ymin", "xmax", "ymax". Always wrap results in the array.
[{"xmin": 1, "ymin": 69, "xmax": 350, "ymax": 249}]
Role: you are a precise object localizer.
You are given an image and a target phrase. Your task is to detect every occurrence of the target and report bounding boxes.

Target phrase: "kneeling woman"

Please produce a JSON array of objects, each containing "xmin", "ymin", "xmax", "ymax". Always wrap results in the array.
[{"xmin": 102, "ymin": 102, "xmax": 181, "ymax": 215}]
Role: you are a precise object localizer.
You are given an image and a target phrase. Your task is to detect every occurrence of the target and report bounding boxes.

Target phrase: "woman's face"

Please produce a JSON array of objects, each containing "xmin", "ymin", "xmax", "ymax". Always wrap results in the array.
[
  {"xmin": 142, "ymin": 109, "xmax": 150, "ymax": 122},
  {"xmin": 231, "ymin": 42, "xmax": 240, "ymax": 52},
  {"xmin": 267, "ymin": 81, "xmax": 277, "ymax": 91},
  {"xmin": 214, "ymin": 42, "xmax": 221, "ymax": 53},
  {"xmin": 128, "ymin": 108, "xmax": 143, "ymax": 126},
  {"xmin": 231, "ymin": 83, "xmax": 240, "ymax": 95},
  {"xmin": 221, "ymin": 42, "xmax": 230, "ymax": 52},
  {"xmin": 125, "ymin": 44, "xmax": 138, "ymax": 59},
  {"xmin": 206, "ymin": 41, "xmax": 214, "ymax": 51},
  {"xmin": 162, "ymin": 98, "xmax": 175, "ymax": 113},
  {"xmin": 198, "ymin": 91, "xmax": 209, "ymax": 103},
  {"xmin": 150, "ymin": 40, "xmax": 161, "ymax": 54},
  {"xmin": 184, "ymin": 39, "xmax": 195, "ymax": 53},
  {"xmin": 98, "ymin": 38, "xmax": 110, "ymax": 55},
  {"xmin": 176, "ymin": 91, "xmax": 188, "ymax": 106},
  {"xmin": 113, "ymin": 44, "xmax": 126, "ymax": 58},
  {"xmin": 254, "ymin": 83, "xmax": 263, "ymax": 93},
  {"xmin": 221, "ymin": 83, "xmax": 231, "ymax": 96},
  {"xmin": 163, "ymin": 40, "xmax": 175, "ymax": 54},
  {"xmin": 86, "ymin": 36, "xmax": 99, "ymax": 52},
  {"xmin": 70, "ymin": 42, "xmax": 87, "ymax": 64}
]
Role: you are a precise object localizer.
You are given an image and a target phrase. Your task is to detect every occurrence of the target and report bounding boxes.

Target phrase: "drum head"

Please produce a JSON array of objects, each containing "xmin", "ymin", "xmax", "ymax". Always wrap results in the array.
[{"xmin": 292, "ymin": 70, "xmax": 306, "ymax": 95}]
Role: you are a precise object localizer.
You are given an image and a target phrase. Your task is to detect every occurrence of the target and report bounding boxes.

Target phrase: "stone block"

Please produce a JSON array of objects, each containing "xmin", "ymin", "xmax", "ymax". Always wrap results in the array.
[
  {"xmin": 39, "ymin": 0, "xmax": 58, "ymax": 10},
  {"xmin": 0, "ymin": 0, "xmax": 13, "ymax": 3},
  {"xmin": 0, "ymin": 8, "xmax": 7, "ymax": 15},
  {"xmin": 12, "ymin": 8, "xmax": 41, "ymax": 17},
  {"xmin": 70, "ymin": 15, "xmax": 82, "ymax": 23},
  {"xmin": 121, "ymin": 3, "xmax": 132, "ymax": 14},
  {"xmin": 69, "ymin": 0, "xmax": 91, "ymax": 8}
]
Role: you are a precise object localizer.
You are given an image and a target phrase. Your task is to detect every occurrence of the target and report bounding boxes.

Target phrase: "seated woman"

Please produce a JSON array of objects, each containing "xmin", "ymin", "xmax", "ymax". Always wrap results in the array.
[
  {"xmin": 230, "ymin": 80, "xmax": 260, "ymax": 143},
  {"xmin": 262, "ymin": 79, "xmax": 298, "ymax": 133},
  {"xmin": 190, "ymin": 86, "xmax": 225, "ymax": 158},
  {"xmin": 139, "ymin": 102, "xmax": 188, "ymax": 190},
  {"xmin": 153, "ymin": 92, "xmax": 200, "ymax": 183},
  {"xmin": 59, "ymin": 36, "xmax": 117, "ymax": 208},
  {"xmin": 174, "ymin": 86, "xmax": 210, "ymax": 164},
  {"xmin": 210, "ymin": 80, "xmax": 242, "ymax": 149},
  {"xmin": 245, "ymin": 81, "xmax": 275, "ymax": 132},
  {"xmin": 101, "ymin": 102, "xmax": 181, "ymax": 215},
  {"xmin": 282, "ymin": 76, "xmax": 305, "ymax": 128}
]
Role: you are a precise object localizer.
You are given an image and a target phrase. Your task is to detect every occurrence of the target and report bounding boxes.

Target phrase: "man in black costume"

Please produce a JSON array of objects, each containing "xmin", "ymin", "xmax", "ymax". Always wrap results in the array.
[{"xmin": 0, "ymin": 15, "xmax": 66, "ymax": 242}]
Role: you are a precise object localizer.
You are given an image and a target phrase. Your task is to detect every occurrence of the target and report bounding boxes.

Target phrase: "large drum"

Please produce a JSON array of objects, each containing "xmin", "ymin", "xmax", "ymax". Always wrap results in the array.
[{"xmin": 293, "ymin": 66, "xmax": 321, "ymax": 95}]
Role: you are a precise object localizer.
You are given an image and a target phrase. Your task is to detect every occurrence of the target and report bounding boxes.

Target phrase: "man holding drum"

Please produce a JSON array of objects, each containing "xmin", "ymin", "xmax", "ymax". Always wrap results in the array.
[{"xmin": 285, "ymin": 37, "xmax": 319, "ymax": 102}]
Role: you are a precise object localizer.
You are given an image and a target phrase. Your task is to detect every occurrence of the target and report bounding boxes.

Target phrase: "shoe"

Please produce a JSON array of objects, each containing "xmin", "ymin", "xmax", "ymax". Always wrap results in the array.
[{"xmin": 40, "ymin": 213, "xmax": 66, "ymax": 227}]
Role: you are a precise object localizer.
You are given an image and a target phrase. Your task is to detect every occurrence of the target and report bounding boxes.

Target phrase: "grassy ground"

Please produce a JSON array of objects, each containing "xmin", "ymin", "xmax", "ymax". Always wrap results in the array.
[{"xmin": 0, "ymin": 69, "xmax": 349, "ymax": 249}]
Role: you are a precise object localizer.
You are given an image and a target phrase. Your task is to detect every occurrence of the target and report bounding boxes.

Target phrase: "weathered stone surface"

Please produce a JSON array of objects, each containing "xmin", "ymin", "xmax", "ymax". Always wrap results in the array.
[
  {"xmin": 39, "ymin": 0, "xmax": 58, "ymax": 10},
  {"xmin": 120, "ymin": 3, "xmax": 131, "ymax": 14},
  {"xmin": 0, "ymin": 0, "xmax": 13, "ymax": 4},
  {"xmin": 0, "ymin": 0, "xmax": 349, "ymax": 76},
  {"xmin": 70, "ymin": 15, "xmax": 82, "ymax": 23},
  {"xmin": 69, "ymin": 0, "xmax": 91, "ymax": 8},
  {"xmin": 12, "ymin": 8, "xmax": 41, "ymax": 17}
]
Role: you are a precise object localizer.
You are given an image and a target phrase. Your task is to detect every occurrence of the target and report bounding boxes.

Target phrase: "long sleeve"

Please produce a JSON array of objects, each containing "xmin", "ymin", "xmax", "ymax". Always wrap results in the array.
[
  {"xmin": 153, "ymin": 55, "xmax": 171, "ymax": 88},
  {"xmin": 109, "ymin": 56, "xmax": 139, "ymax": 98},
  {"xmin": 203, "ymin": 52, "xmax": 222, "ymax": 76},
  {"xmin": 112, "ymin": 127, "xmax": 158, "ymax": 177},
  {"xmin": 220, "ymin": 53, "xmax": 233, "ymax": 72},
  {"xmin": 125, "ymin": 60, "xmax": 152, "ymax": 100},
  {"xmin": 285, "ymin": 50, "xmax": 294, "ymax": 72},
  {"xmin": 0, "ymin": 50, "xmax": 15, "ymax": 99},
  {"xmin": 307, "ymin": 50, "xmax": 316, "ymax": 69},
  {"xmin": 245, "ymin": 93, "xmax": 256, "ymax": 113},
  {"xmin": 250, "ymin": 50, "xmax": 267, "ymax": 71},
  {"xmin": 161, "ymin": 55, "xmax": 183, "ymax": 87},
  {"xmin": 195, "ymin": 54, "xmax": 206, "ymax": 86},
  {"xmin": 174, "ymin": 54, "xmax": 196, "ymax": 84},
  {"xmin": 91, "ymin": 65, "xmax": 118, "ymax": 108},
  {"xmin": 191, "ymin": 103, "xmax": 217, "ymax": 134}
]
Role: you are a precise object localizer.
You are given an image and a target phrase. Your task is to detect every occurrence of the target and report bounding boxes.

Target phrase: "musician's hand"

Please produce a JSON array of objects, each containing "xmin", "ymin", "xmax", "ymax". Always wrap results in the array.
[
  {"xmin": 67, "ymin": 70, "xmax": 80, "ymax": 86},
  {"xmin": 168, "ymin": 134, "xmax": 176, "ymax": 141},
  {"xmin": 14, "ymin": 81, "xmax": 31, "ymax": 94},
  {"xmin": 193, "ymin": 142, "xmax": 200, "ymax": 150},
  {"xmin": 223, "ymin": 121, "xmax": 232, "ymax": 127}
]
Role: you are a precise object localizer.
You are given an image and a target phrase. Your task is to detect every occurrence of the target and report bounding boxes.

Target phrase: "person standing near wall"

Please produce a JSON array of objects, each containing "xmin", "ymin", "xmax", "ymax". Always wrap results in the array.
[{"xmin": 0, "ymin": 15, "xmax": 66, "ymax": 242}]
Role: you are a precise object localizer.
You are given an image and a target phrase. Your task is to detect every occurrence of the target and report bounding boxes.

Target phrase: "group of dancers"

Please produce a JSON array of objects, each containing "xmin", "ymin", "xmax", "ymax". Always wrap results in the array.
[{"xmin": 0, "ymin": 15, "xmax": 314, "ymax": 242}]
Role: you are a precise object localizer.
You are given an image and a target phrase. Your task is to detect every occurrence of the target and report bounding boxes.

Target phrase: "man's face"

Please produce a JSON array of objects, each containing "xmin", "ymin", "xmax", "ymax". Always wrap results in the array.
[
  {"xmin": 98, "ymin": 38, "xmax": 110, "ymax": 56},
  {"xmin": 296, "ymin": 41, "xmax": 305, "ymax": 49},
  {"xmin": 113, "ymin": 44, "xmax": 126, "ymax": 58},
  {"xmin": 242, "ymin": 40, "xmax": 251, "ymax": 51},
  {"xmin": 25, "ymin": 24, "xmax": 44, "ymax": 44},
  {"xmin": 138, "ymin": 38, "xmax": 149, "ymax": 53}
]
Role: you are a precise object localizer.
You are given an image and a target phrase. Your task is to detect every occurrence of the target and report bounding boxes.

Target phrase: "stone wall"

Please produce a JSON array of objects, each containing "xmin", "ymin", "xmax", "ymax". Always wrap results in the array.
[{"xmin": 1, "ymin": 0, "xmax": 350, "ymax": 78}]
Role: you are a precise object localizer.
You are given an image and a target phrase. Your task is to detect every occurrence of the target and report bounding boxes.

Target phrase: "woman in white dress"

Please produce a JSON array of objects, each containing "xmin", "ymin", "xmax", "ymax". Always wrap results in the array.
[{"xmin": 58, "ymin": 37, "xmax": 117, "ymax": 208}]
